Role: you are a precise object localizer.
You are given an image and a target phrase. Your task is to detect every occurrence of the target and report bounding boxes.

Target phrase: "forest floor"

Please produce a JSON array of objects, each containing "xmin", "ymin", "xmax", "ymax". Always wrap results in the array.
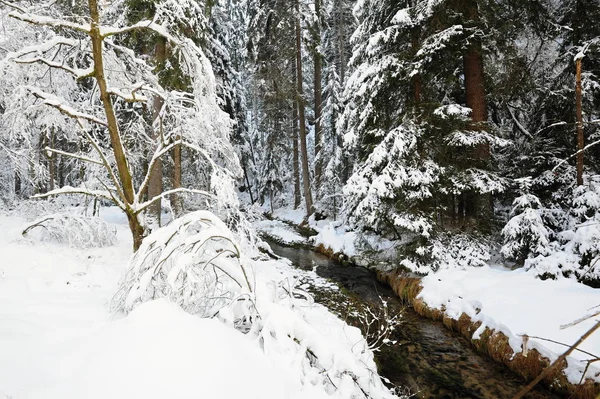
[
  {"xmin": 256, "ymin": 208, "xmax": 600, "ymax": 386},
  {"xmin": 0, "ymin": 207, "xmax": 395, "ymax": 399}
]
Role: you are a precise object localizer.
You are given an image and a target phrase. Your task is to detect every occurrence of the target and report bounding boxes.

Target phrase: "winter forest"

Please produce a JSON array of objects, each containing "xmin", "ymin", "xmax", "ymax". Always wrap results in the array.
[{"xmin": 1, "ymin": 0, "xmax": 600, "ymax": 398}]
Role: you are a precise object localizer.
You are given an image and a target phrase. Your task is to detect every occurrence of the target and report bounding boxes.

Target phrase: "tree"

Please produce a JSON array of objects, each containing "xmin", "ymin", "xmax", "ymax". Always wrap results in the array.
[
  {"xmin": 501, "ymin": 177, "xmax": 551, "ymax": 266},
  {"xmin": 5, "ymin": 0, "xmax": 240, "ymax": 251},
  {"xmin": 294, "ymin": 0, "xmax": 314, "ymax": 217}
]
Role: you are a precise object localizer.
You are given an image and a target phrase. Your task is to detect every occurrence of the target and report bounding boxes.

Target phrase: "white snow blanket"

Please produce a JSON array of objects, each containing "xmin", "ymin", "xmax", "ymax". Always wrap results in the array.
[
  {"xmin": 0, "ymin": 208, "xmax": 399, "ymax": 399},
  {"xmin": 419, "ymin": 266, "xmax": 600, "ymax": 384}
]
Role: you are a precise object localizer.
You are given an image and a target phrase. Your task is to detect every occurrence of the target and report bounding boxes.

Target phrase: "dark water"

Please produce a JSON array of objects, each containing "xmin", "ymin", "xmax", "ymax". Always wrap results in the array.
[{"xmin": 267, "ymin": 241, "xmax": 561, "ymax": 399}]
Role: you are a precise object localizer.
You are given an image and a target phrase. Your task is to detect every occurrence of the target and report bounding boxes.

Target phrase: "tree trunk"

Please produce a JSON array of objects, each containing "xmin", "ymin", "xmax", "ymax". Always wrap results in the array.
[
  {"xmin": 462, "ymin": 1, "xmax": 488, "ymax": 159},
  {"xmin": 292, "ymin": 62, "xmax": 302, "ymax": 209},
  {"xmin": 147, "ymin": 36, "xmax": 167, "ymax": 228},
  {"xmin": 48, "ymin": 128, "xmax": 55, "ymax": 192},
  {"xmin": 89, "ymin": 0, "xmax": 144, "ymax": 251},
  {"xmin": 461, "ymin": 0, "xmax": 490, "ymax": 222},
  {"xmin": 171, "ymin": 143, "xmax": 183, "ymax": 217},
  {"xmin": 295, "ymin": 0, "xmax": 314, "ymax": 217},
  {"xmin": 313, "ymin": 0, "xmax": 323, "ymax": 200},
  {"xmin": 575, "ymin": 57, "xmax": 584, "ymax": 186}
]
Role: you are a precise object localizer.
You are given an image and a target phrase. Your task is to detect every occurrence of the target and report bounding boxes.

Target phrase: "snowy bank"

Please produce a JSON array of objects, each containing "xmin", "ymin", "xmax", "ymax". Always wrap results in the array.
[
  {"xmin": 255, "ymin": 218, "xmax": 308, "ymax": 246},
  {"xmin": 378, "ymin": 267, "xmax": 600, "ymax": 398},
  {"xmin": 418, "ymin": 266, "xmax": 600, "ymax": 385}
]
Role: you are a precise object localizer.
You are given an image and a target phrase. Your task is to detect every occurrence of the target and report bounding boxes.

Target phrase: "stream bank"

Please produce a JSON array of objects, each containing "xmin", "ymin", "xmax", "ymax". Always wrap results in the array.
[{"xmin": 266, "ymin": 240, "xmax": 562, "ymax": 399}]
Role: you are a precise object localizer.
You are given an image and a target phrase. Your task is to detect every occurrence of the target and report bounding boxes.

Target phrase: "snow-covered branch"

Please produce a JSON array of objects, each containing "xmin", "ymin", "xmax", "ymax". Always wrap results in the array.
[
  {"xmin": 100, "ymin": 20, "xmax": 178, "ymax": 44},
  {"xmin": 79, "ymin": 127, "xmax": 126, "ymax": 206},
  {"xmin": 44, "ymin": 147, "xmax": 103, "ymax": 166},
  {"xmin": 31, "ymin": 185, "xmax": 115, "ymax": 202},
  {"xmin": 26, "ymin": 87, "xmax": 108, "ymax": 127},
  {"xmin": 8, "ymin": 11, "xmax": 91, "ymax": 34},
  {"xmin": 14, "ymin": 57, "xmax": 93, "ymax": 80},
  {"xmin": 136, "ymin": 139, "xmax": 180, "ymax": 202},
  {"xmin": 108, "ymin": 85, "xmax": 149, "ymax": 103},
  {"xmin": 135, "ymin": 188, "xmax": 216, "ymax": 214}
]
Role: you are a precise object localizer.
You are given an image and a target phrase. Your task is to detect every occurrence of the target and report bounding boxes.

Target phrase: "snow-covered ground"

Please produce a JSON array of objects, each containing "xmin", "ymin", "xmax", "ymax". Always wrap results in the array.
[
  {"xmin": 254, "ymin": 218, "xmax": 307, "ymax": 246},
  {"xmin": 419, "ymin": 266, "xmax": 600, "ymax": 384},
  {"xmin": 0, "ymin": 207, "xmax": 398, "ymax": 399}
]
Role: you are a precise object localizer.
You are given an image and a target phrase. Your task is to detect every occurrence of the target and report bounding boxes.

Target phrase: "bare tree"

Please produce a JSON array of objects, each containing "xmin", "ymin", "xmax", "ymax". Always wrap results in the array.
[{"xmin": 6, "ymin": 0, "xmax": 237, "ymax": 251}]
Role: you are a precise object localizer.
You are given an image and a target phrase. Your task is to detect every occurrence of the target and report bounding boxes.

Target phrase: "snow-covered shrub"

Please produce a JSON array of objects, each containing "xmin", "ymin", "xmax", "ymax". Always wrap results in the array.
[
  {"xmin": 112, "ymin": 211, "xmax": 253, "ymax": 319},
  {"xmin": 430, "ymin": 233, "xmax": 492, "ymax": 271},
  {"xmin": 21, "ymin": 213, "xmax": 117, "ymax": 248},
  {"xmin": 526, "ymin": 178, "xmax": 600, "ymax": 282},
  {"xmin": 501, "ymin": 178, "xmax": 551, "ymax": 265}
]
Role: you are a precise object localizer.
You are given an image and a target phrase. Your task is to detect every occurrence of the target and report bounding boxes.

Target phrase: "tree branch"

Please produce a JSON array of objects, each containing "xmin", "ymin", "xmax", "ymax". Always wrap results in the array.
[
  {"xmin": 27, "ymin": 86, "xmax": 108, "ymax": 126},
  {"xmin": 135, "ymin": 188, "xmax": 215, "ymax": 214},
  {"xmin": 9, "ymin": 11, "xmax": 90, "ymax": 33},
  {"xmin": 31, "ymin": 185, "xmax": 114, "ymax": 201},
  {"xmin": 44, "ymin": 146, "xmax": 103, "ymax": 165},
  {"xmin": 511, "ymin": 321, "xmax": 600, "ymax": 399},
  {"xmin": 136, "ymin": 139, "xmax": 180, "ymax": 202}
]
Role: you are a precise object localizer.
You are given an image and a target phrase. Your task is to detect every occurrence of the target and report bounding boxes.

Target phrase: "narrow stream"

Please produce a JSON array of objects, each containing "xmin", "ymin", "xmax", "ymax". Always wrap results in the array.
[{"xmin": 267, "ymin": 241, "xmax": 561, "ymax": 399}]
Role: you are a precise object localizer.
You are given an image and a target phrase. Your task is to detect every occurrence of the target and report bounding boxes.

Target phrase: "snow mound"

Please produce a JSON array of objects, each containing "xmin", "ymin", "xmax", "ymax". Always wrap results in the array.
[
  {"xmin": 311, "ymin": 222, "xmax": 356, "ymax": 256},
  {"xmin": 21, "ymin": 213, "xmax": 117, "ymax": 248},
  {"xmin": 22, "ymin": 299, "xmax": 295, "ymax": 399}
]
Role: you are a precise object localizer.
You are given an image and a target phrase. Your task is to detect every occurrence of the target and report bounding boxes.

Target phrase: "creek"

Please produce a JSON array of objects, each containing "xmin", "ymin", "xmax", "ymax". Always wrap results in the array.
[{"xmin": 267, "ymin": 240, "xmax": 562, "ymax": 399}]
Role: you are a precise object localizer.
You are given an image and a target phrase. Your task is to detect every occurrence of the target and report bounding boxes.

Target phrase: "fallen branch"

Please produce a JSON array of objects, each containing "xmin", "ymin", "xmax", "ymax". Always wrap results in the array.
[{"xmin": 511, "ymin": 320, "xmax": 600, "ymax": 399}]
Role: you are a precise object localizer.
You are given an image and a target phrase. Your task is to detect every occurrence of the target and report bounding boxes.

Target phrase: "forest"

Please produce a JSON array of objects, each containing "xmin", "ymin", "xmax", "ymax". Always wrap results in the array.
[{"xmin": 0, "ymin": 0, "xmax": 599, "ymax": 398}]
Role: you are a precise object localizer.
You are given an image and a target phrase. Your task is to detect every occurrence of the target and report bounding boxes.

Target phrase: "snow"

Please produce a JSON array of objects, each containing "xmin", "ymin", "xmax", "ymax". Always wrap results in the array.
[
  {"xmin": 23, "ymin": 299, "xmax": 295, "ymax": 399},
  {"xmin": 419, "ymin": 266, "xmax": 600, "ymax": 384},
  {"xmin": 255, "ymin": 219, "xmax": 307, "ymax": 245},
  {"xmin": 0, "ymin": 208, "xmax": 397, "ymax": 399},
  {"xmin": 311, "ymin": 221, "xmax": 357, "ymax": 256},
  {"xmin": 273, "ymin": 207, "xmax": 306, "ymax": 225}
]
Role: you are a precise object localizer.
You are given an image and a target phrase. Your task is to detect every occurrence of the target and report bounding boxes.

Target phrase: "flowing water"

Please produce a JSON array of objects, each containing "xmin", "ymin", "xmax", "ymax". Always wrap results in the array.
[{"xmin": 267, "ymin": 241, "xmax": 562, "ymax": 399}]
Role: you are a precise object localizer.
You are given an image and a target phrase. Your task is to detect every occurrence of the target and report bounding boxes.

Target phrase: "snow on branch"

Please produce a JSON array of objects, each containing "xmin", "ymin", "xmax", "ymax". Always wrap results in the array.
[
  {"xmin": 44, "ymin": 147, "xmax": 103, "ymax": 166},
  {"xmin": 8, "ymin": 11, "xmax": 91, "ymax": 33},
  {"xmin": 22, "ymin": 213, "xmax": 117, "ymax": 248},
  {"xmin": 135, "ymin": 188, "xmax": 216, "ymax": 214},
  {"xmin": 108, "ymin": 84, "xmax": 150, "ymax": 103},
  {"xmin": 112, "ymin": 211, "xmax": 252, "ymax": 317},
  {"xmin": 15, "ymin": 57, "xmax": 94, "ymax": 80},
  {"xmin": 7, "ymin": 37, "xmax": 80, "ymax": 60},
  {"xmin": 136, "ymin": 139, "xmax": 181, "ymax": 201},
  {"xmin": 31, "ymin": 185, "xmax": 115, "ymax": 202},
  {"xmin": 100, "ymin": 20, "xmax": 179, "ymax": 44},
  {"xmin": 26, "ymin": 87, "xmax": 108, "ymax": 127}
]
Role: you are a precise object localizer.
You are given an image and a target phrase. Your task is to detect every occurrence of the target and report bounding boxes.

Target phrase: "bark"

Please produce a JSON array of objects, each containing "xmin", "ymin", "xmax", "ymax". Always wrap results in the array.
[
  {"xmin": 89, "ymin": 0, "xmax": 144, "ymax": 251},
  {"xmin": 575, "ymin": 57, "xmax": 584, "ymax": 186},
  {"xmin": 242, "ymin": 162, "xmax": 255, "ymax": 205},
  {"xmin": 48, "ymin": 128, "xmax": 55, "ymax": 192},
  {"xmin": 313, "ymin": 0, "xmax": 323, "ymax": 198},
  {"xmin": 147, "ymin": 36, "xmax": 167, "ymax": 227},
  {"xmin": 461, "ymin": 0, "xmax": 490, "ymax": 222},
  {"xmin": 171, "ymin": 143, "xmax": 183, "ymax": 218},
  {"xmin": 292, "ymin": 62, "xmax": 301, "ymax": 209},
  {"xmin": 295, "ymin": 0, "xmax": 314, "ymax": 217},
  {"xmin": 462, "ymin": 1, "xmax": 488, "ymax": 160}
]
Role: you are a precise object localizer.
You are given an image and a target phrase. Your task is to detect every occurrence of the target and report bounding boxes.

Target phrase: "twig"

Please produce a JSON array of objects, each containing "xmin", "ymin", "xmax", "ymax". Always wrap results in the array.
[
  {"xmin": 511, "ymin": 320, "xmax": 600, "ymax": 399},
  {"xmin": 519, "ymin": 334, "xmax": 599, "ymax": 359}
]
